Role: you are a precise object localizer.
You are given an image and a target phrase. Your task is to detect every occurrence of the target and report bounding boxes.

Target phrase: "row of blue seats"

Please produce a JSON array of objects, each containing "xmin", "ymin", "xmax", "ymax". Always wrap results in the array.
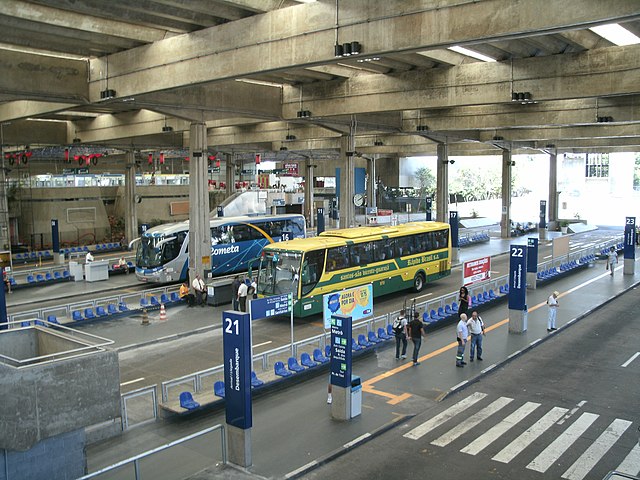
[
  {"xmin": 25, "ymin": 271, "xmax": 70, "ymax": 283},
  {"xmin": 95, "ymin": 243, "xmax": 123, "ymax": 252},
  {"xmin": 424, "ymin": 289, "xmax": 503, "ymax": 323},
  {"xmin": 71, "ymin": 303, "xmax": 130, "ymax": 322},
  {"xmin": 274, "ymin": 348, "xmax": 334, "ymax": 378},
  {"xmin": 140, "ymin": 292, "xmax": 181, "ymax": 308},
  {"xmin": 180, "ymin": 371, "xmax": 267, "ymax": 410},
  {"xmin": 537, "ymin": 255, "xmax": 595, "ymax": 281},
  {"xmin": 21, "ymin": 316, "xmax": 61, "ymax": 327},
  {"xmin": 458, "ymin": 232, "xmax": 490, "ymax": 247},
  {"xmin": 600, "ymin": 244, "xmax": 623, "ymax": 256},
  {"xmin": 15, "ymin": 251, "xmax": 54, "ymax": 260}
]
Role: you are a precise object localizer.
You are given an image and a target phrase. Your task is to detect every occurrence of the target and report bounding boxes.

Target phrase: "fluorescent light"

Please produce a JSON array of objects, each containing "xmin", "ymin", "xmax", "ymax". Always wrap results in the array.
[
  {"xmin": 448, "ymin": 46, "xmax": 496, "ymax": 62},
  {"xmin": 235, "ymin": 78, "xmax": 284, "ymax": 88},
  {"xmin": 589, "ymin": 24, "xmax": 640, "ymax": 46}
]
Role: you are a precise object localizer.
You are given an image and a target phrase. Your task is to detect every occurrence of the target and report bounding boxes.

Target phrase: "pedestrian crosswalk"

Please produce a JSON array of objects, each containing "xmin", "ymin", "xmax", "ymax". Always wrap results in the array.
[{"xmin": 403, "ymin": 392, "xmax": 639, "ymax": 480}]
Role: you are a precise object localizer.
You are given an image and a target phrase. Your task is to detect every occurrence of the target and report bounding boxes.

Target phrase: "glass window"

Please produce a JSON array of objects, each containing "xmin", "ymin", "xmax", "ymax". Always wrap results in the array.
[
  {"xmin": 585, "ymin": 153, "xmax": 609, "ymax": 178},
  {"xmin": 301, "ymin": 250, "xmax": 325, "ymax": 295},
  {"xmin": 257, "ymin": 250, "xmax": 302, "ymax": 296},
  {"xmin": 349, "ymin": 243, "xmax": 372, "ymax": 265},
  {"xmin": 372, "ymin": 240, "xmax": 389, "ymax": 262},
  {"xmin": 326, "ymin": 246, "xmax": 349, "ymax": 271}
]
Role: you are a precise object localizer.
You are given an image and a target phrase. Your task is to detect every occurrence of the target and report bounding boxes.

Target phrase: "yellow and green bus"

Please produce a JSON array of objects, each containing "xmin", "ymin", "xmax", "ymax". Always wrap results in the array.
[{"xmin": 255, "ymin": 222, "xmax": 452, "ymax": 317}]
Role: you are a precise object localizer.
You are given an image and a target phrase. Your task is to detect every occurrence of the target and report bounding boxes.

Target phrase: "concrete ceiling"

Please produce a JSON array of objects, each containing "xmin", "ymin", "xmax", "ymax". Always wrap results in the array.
[{"xmin": 0, "ymin": 0, "xmax": 639, "ymax": 160}]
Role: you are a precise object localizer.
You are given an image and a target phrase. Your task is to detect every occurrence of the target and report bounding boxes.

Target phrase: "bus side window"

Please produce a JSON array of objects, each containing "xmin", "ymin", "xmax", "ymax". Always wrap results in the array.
[
  {"xmin": 327, "ymin": 246, "xmax": 346, "ymax": 271},
  {"xmin": 301, "ymin": 250, "xmax": 325, "ymax": 295}
]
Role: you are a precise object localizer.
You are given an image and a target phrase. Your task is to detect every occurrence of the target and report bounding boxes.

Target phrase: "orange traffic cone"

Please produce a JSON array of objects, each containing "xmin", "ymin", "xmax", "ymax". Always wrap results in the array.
[{"xmin": 159, "ymin": 304, "xmax": 167, "ymax": 321}]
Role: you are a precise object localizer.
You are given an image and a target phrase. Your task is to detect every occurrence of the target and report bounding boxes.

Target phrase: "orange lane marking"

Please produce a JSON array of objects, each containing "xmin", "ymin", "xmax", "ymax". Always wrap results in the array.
[{"xmin": 363, "ymin": 296, "xmax": 552, "ymax": 404}]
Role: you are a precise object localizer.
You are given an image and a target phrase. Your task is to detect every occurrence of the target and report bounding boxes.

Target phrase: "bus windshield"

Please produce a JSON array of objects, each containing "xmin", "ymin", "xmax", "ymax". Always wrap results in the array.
[
  {"xmin": 136, "ymin": 235, "xmax": 182, "ymax": 268},
  {"xmin": 257, "ymin": 250, "xmax": 302, "ymax": 297}
]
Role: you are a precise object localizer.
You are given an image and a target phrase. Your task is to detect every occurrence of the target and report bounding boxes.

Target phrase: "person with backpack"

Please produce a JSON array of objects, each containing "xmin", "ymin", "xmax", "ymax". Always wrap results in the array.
[{"xmin": 393, "ymin": 309, "xmax": 408, "ymax": 360}]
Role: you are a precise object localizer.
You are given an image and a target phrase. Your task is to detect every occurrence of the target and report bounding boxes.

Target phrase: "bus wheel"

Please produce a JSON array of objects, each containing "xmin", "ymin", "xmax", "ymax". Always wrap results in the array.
[{"xmin": 413, "ymin": 273, "xmax": 425, "ymax": 292}]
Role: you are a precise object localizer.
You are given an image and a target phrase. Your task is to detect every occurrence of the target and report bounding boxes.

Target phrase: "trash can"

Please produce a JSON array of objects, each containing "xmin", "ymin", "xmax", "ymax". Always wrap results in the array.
[
  {"xmin": 350, "ymin": 375, "xmax": 362, "ymax": 418},
  {"xmin": 207, "ymin": 278, "xmax": 234, "ymax": 306}
]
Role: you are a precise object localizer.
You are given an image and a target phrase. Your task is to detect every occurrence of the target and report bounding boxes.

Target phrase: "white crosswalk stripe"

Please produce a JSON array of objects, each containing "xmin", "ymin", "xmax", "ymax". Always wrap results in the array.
[
  {"xmin": 461, "ymin": 401, "xmax": 540, "ymax": 456},
  {"xmin": 492, "ymin": 406, "xmax": 568, "ymax": 463},
  {"xmin": 562, "ymin": 418, "xmax": 633, "ymax": 480},
  {"xmin": 403, "ymin": 391, "xmax": 487, "ymax": 440},
  {"xmin": 406, "ymin": 392, "xmax": 638, "ymax": 479},
  {"xmin": 527, "ymin": 412, "xmax": 600, "ymax": 473},
  {"xmin": 431, "ymin": 397, "xmax": 513, "ymax": 447},
  {"xmin": 617, "ymin": 443, "xmax": 640, "ymax": 477}
]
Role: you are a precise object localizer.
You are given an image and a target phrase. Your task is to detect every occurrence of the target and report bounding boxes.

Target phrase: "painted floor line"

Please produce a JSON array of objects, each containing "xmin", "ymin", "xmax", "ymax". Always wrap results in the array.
[{"xmin": 621, "ymin": 352, "xmax": 640, "ymax": 367}]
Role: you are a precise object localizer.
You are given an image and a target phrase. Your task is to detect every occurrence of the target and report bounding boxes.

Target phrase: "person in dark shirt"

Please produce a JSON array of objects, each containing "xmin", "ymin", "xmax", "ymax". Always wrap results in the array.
[
  {"xmin": 407, "ymin": 312, "xmax": 426, "ymax": 366},
  {"xmin": 231, "ymin": 275, "xmax": 241, "ymax": 310},
  {"xmin": 458, "ymin": 286, "xmax": 470, "ymax": 318}
]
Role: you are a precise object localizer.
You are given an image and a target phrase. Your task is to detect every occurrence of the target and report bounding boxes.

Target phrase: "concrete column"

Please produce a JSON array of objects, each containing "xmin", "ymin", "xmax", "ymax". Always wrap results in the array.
[
  {"xmin": 330, "ymin": 385, "xmax": 351, "ymax": 421},
  {"xmin": 305, "ymin": 160, "xmax": 315, "ymax": 229},
  {"xmin": 188, "ymin": 123, "xmax": 210, "ymax": 281},
  {"xmin": 124, "ymin": 150, "xmax": 138, "ymax": 244},
  {"xmin": 225, "ymin": 153, "xmax": 234, "ymax": 197},
  {"xmin": 435, "ymin": 143, "xmax": 449, "ymax": 223},
  {"xmin": 500, "ymin": 149, "xmax": 512, "ymax": 239},
  {"xmin": 367, "ymin": 155, "xmax": 376, "ymax": 208},
  {"xmin": 338, "ymin": 133, "xmax": 355, "ymax": 228},
  {"xmin": 548, "ymin": 152, "xmax": 558, "ymax": 226},
  {"xmin": 227, "ymin": 425, "xmax": 252, "ymax": 468}
]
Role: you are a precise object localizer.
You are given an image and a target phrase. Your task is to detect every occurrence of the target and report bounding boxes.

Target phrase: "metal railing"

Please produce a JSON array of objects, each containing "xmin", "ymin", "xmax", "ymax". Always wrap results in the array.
[
  {"xmin": 77, "ymin": 424, "xmax": 226, "ymax": 480},
  {"xmin": 0, "ymin": 320, "xmax": 114, "ymax": 368},
  {"xmin": 7, "ymin": 285, "xmax": 179, "ymax": 326},
  {"xmin": 121, "ymin": 385, "xmax": 158, "ymax": 430}
]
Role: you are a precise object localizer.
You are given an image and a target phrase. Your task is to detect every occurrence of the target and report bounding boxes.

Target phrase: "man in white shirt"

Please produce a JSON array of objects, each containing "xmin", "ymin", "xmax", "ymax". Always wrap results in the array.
[
  {"xmin": 547, "ymin": 291, "xmax": 559, "ymax": 332},
  {"xmin": 85, "ymin": 251, "xmax": 94, "ymax": 263},
  {"xmin": 466, "ymin": 311, "xmax": 485, "ymax": 362},
  {"xmin": 192, "ymin": 274, "xmax": 206, "ymax": 306},
  {"xmin": 237, "ymin": 278, "xmax": 249, "ymax": 312},
  {"xmin": 456, "ymin": 314, "xmax": 469, "ymax": 367}
]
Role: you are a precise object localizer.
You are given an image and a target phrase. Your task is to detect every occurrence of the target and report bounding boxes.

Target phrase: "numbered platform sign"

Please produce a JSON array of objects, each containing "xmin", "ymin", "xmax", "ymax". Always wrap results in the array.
[
  {"xmin": 624, "ymin": 217, "xmax": 636, "ymax": 260},
  {"xmin": 508, "ymin": 244, "xmax": 527, "ymax": 311},
  {"xmin": 222, "ymin": 311, "xmax": 252, "ymax": 429}
]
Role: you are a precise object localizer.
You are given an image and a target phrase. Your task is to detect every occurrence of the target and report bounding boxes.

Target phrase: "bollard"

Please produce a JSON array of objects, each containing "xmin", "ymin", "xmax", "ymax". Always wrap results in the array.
[
  {"xmin": 159, "ymin": 304, "xmax": 167, "ymax": 321},
  {"xmin": 141, "ymin": 308, "xmax": 149, "ymax": 325}
]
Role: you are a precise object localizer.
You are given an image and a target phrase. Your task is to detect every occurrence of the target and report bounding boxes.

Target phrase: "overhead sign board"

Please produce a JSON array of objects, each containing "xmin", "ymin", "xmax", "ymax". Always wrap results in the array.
[
  {"xmin": 322, "ymin": 284, "xmax": 373, "ymax": 329},
  {"xmin": 462, "ymin": 256, "xmax": 491, "ymax": 286},
  {"xmin": 249, "ymin": 293, "xmax": 292, "ymax": 320}
]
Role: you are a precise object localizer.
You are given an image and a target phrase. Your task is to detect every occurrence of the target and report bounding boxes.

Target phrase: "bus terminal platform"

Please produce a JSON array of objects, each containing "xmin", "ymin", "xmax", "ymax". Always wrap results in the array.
[{"xmin": 34, "ymin": 227, "xmax": 635, "ymax": 480}]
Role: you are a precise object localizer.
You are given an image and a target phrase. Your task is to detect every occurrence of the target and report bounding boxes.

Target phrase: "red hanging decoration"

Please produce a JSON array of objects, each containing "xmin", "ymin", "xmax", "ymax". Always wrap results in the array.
[
  {"xmin": 184, "ymin": 156, "xmax": 190, "ymax": 162},
  {"xmin": 215, "ymin": 158, "xmax": 220, "ymax": 168},
  {"xmin": 85, "ymin": 155, "xmax": 90, "ymax": 166},
  {"xmin": 159, "ymin": 152, "xmax": 165, "ymax": 165},
  {"xmin": 148, "ymin": 153, "xmax": 153, "ymax": 165},
  {"xmin": 64, "ymin": 148, "xmax": 69, "ymax": 162},
  {"xmin": 255, "ymin": 153, "xmax": 261, "ymax": 165}
]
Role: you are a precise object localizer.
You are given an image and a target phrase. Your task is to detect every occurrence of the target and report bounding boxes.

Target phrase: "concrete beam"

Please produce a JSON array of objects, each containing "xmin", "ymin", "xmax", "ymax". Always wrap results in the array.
[
  {"xmin": 0, "ymin": 119, "xmax": 67, "ymax": 146},
  {"xmin": 283, "ymin": 44, "xmax": 640, "ymax": 117},
  {"xmin": 0, "ymin": 50, "xmax": 88, "ymax": 103},
  {"xmin": 0, "ymin": 101, "xmax": 79, "ymax": 123},
  {"xmin": 85, "ymin": 0, "xmax": 640, "ymax": 101}
]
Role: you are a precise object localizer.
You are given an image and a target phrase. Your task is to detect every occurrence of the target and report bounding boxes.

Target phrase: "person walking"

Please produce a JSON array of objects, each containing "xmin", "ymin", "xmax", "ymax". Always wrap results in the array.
[
  {"xmin": 192, "ymin": 274, "xmax": 206, "ymax": 306},
  {"xmin": 467, "ymin": 311, "xmax": 485, "ymax": 362},
  {"xmin": 231, "ymin": 275, "xmax": 241, "ymax": 310},
  {"xmin": 237, "ymin": 277, "xmax": 249, "ymax": 312},
  {"xmin": 547, "ymin": 291, "xmax": 559, "ymax": 332},
  {"xmin": 456, "ymin": 313, "xmax": 469, "ymax": 367},
  {"xmin": 392, "ymin": 309, "xmax": 408, "ymax": 360},
  {"xmin": 606, "ymin": 246, "xmax": 618, "ymax": 277},
  {"xmin": 458, "ymin": 286, "xmax": 471, "ymax": 318},
  {"xmin": 407, "ymin": 312, "xmax": 426, "ymax": 366}
]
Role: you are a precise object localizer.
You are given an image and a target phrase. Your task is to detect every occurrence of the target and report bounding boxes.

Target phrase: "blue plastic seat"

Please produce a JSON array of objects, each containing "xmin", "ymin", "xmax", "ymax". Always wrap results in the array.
[
  {"xmin": 179, "ymin": 391, "xmax": 200, "ymax": 410},
  {"xmin": 378, "ymin": 326, "xmax": 392, "ymax": 340},
  {"xmin": 140, "ymin": 298, "xmax": 149, "ymax": 307},
  {"xmin": 118, "ymin": 302, "xmax": 129, "ymax": 311},
  {"xmin": 352, "ymin": 338, "xmax": 363, "ymax": 351},
  {"xmin": 325, "ymin": 345, "xmax": 331, "ymax": 358},
  {"xmin": 63, "ymin": 270, "xmax": 70, "ymax": 278},
  {"xmin": 214, "ymin": 381, "xmax": 225, "ymax": 398},
  {"xmin": 96, "ymin": 244, "xmax": 103, "ymax": 251},
  {"xmin": 313, "ymin": 348, "xmax": 329, "ymax": 364},
  {"xmin": 367, "ymin": 330, "xmax": 382, "ymax": 344},
  {"xmin": 444, "ymin": 304, "xmax": 453, "ymax": 315},
  {"xmin": 30, "ymin": 252, "xmax": 36, "ymax": 259},
  {"xmin": 35, "ymin": 320, "xmax": 45, "ymax": 326},
  {"xmin": 71, "ymin": 247, "xmax": 77, "ymax": 253},
  {"xmin": 84, "ymin": 308, "xmax": 96, "ymax": 319},
  {"xmin": 499, "ymin": 284, "xmax": 506, "ymax": 294},
  {"xmin": 170, "ymin": 292, "xmax": 180, "ymax": 302},
  {"xmin": 430, "ymin": 309, "xmax": 441, "ymax": 321},
  {"xmin": 437, "ymin": 306, "xmax": 446, "ymax": 318},
  {"xmin": 472, "ymin": 294, "xmax": 481, "ymax": 305},
  {"xmin": 72, "ymin": 311, "xmax": 83, "ymax": 322},
  {"xmin": 54, "ymin": 271, "xmax": 62, "ymax": 279},
  {"xmin": 387, "ymin": 324, "xmax": 394, "ymax": 336},
  {"xmin": 451, "ymin": 301, "xmax": 458, "ymax": 312},
  {"xmin": 21, "ymin": 321, "xmax": 31, "ymax": 327},
  {"xmin": 9, "ymin": 278, "xmax": 17, "ymax": 286},
  {"xmin": 83, "ymin": 246, "xmax": 89, "ymax": 252},
  {"xmin": 300, "ymin": 352, "xmax": 318, "ymax": 368},
  {"xmin": 358, "ymin": 333, "xmax": 373, "ymax": 348},
  {"xmin": 16, "ymin": 253, "xmax": 23, "ymax": 260},
  {"xmin": 45, "ymin": 272, "xmax": 53, "ymax": 281},
  {"xmin": 96, "ymin": 306, "xmax": 108, "ymax": 317},
  {"xmin": 35, "ymin": 274, "xmax": 44, "ymax": 282},
  {"xmin": 27, "ymin": 275, "xmax": 35, "ymax": 283},
  {"xmin": 274, "ymin": 361, "xmax": 292, "ymax": 377},
  {"xmin": 150, "ymin": 296, "xmax": 160, "ymax": 306},
  {"xmin": 287, "ymin": 356, "xmax": 305, "ymax": 373},
  {"xmin": 160, "ymin": 293, "xmax": 170, "ymax": 304},
  {"xmin": 107, "ymin": 304, "xmax": 118, "ymax": 315},
  {"xmin": 422, "ymin": 312, "xmax": 431, "ymax": 324},
  {"xmin": 489, "ymin": 289, "xmax": 496, "ymax": 299},
  {"xmin": 47, "ymin": 315, "xmax": 59, "ymax": 324},
  {"xmin": 251, "ymin": 371, "xmax": 265, "ymax": 388}
]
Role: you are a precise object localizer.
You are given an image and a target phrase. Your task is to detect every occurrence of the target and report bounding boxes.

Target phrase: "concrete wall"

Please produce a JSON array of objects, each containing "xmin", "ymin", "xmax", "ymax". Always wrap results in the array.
[
  {"xmin": 0, "ymin": 329, "xmax": 35, "ymax": 361},
  {"xmin": 0, "ymin": 348, "xmax": 120, "ymax": 451},
  {"xmin": 0, "ymin": 429, "xmax": 86, "ymax": 480}
]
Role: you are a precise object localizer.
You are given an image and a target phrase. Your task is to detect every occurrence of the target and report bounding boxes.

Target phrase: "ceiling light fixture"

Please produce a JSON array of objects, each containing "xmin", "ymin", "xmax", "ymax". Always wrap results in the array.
[
  {"xmin": 589, "ymin": 24, "xmax": 640, "ymax": 46},
  {"xmin": 448, "ymin": 45, "xmax": 496, "ymax": 62}
]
